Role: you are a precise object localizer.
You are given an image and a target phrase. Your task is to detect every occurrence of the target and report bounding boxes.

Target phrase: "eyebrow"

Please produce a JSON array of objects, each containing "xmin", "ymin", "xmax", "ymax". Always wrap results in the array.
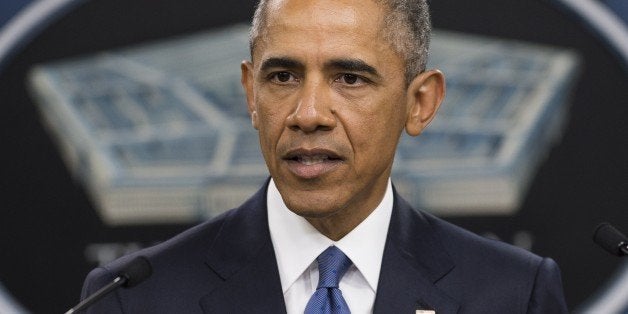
[
  {"xmin": 258, "ymin": 56, "xmax": 381, "ymax": 78},
  {"xmin": 260, "ymin": 57, "xmax": 303, "ymax": 72},
  {"xmin": 325, "ymin": 58, "xmax": 379, "ymax": 77}
]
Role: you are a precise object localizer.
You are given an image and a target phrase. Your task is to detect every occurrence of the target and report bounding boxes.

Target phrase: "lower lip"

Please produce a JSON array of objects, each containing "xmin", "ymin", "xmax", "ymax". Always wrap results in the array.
[{"xmin": 285, "ymin": 159, "xmax": 342, "ymax": 179}]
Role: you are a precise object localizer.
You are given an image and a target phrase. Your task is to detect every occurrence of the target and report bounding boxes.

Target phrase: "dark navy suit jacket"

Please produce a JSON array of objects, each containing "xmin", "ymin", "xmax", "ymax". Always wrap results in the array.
[{"xmin": 81, "ymin": 183, "xmax": 568, "ymax": 313}]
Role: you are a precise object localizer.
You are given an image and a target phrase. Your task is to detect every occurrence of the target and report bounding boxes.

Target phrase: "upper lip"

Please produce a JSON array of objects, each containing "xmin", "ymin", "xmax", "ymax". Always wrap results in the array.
[{"xmin": 282, "ymin": 148, "xmax": 343, "ymax": 161}]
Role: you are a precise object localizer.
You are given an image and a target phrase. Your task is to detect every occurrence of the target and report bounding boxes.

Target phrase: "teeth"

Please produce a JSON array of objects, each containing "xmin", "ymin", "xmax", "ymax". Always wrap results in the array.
[{"xmin": 298, "ymin": 155, "xmax": 329, "ymax": 165}]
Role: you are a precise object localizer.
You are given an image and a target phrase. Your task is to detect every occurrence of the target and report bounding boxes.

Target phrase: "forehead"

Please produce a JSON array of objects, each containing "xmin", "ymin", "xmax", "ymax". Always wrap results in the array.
[
  {"xmin": 254, "ymin": 0, "xmax": 398, "ymax": 67},
  {"xmin": 266, "ymin": 0, "xmax": 384, "ymax": 30}
]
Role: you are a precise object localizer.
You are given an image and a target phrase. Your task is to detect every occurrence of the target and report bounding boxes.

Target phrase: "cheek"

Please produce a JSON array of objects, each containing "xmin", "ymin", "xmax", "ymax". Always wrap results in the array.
[
  {"xmin": 256, "ymin": 89, "xmax": 292, "ymax": 123},
  {"xmin": 255, "ymin": 98, "xmax": 288, "ymax": 151},
  {"xmin": 349, "ymin": 99, "xmax": 406, "ymax": 161},
  {"xmin": 343, "ymin": 112, "xmax": 401, "ymax": 161},
  {"xmin": 349, "ymin": 97, "xmax": 406, "ymax": 139}
]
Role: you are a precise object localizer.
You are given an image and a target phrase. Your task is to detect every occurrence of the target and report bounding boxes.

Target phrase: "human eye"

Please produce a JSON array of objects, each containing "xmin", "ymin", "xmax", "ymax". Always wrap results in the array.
[
  {"xmin": 268, "ymin": 71, "xmax": 298, "ymax": 84},
  {"xmin": 334, "ymin": 73, "xmax": 368, "ymax": 86}
]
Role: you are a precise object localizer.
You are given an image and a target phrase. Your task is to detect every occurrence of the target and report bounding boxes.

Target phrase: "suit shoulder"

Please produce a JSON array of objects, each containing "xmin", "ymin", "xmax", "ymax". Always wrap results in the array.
[
  {"xmin": 105, "ymin": 207, "xmax": 238, "ymax": 272},
  {"xmin": 425, "ymin": 212, "xmax": 542, "ymax": 267},
  {"xmin": 87, "ymin": 182, "xmax": 269, "ymax": 277},
  {"xmin": 421, "ymin": 212, "xmax": 567, "ymax": 312},
  {"xmin": 79, "ymin": 207, "xmax": 243, "ymax": 313}
]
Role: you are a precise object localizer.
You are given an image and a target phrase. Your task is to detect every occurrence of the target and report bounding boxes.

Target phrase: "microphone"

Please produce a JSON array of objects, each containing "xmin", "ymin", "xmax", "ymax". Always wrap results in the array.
[
  {"xmin": 593, "ymin": 223, "xmax": 628, "ymax": 257},
  {"xmin": 65, "ymin": 256, "xmax": 152, "ymax": 314}
]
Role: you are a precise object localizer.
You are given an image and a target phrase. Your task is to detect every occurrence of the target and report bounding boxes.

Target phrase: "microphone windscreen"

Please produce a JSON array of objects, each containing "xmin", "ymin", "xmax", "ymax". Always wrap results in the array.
[
  {"xmin": 119, "ymin": 256, "xmax": 153, "ymax": 288},
  {"xmin": 593, "ymin": 223, "xmax": 628, "ymax": 256}
]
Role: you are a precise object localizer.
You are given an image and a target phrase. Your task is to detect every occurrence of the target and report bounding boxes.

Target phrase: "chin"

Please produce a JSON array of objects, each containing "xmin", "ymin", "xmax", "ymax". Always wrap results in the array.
[
  {"xmin": 290, "ymin": 208, "xmax": 337, "ymax": 219},
  {"xmin": 284, "ymin": 197, "xmax": 342, "ymax": 219}
]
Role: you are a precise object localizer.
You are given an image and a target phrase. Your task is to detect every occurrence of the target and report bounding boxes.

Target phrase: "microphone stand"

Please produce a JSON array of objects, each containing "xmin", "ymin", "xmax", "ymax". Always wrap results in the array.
[{"xmin": 65, "ymin": 275, "xmax": 127, "ymax": 314}]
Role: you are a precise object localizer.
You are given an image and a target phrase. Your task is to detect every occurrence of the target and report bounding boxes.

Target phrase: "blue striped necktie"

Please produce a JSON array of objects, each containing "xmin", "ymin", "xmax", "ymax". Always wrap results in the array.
[{"xmin": 304, "ymin": 246, "xmax": 352, "ymax": 314}]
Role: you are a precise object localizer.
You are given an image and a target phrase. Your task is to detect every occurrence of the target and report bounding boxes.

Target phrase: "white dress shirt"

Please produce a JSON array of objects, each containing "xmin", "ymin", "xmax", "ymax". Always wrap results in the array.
[{"xmin": 267, "ymin": 179, "xmax": 393, "ymax": 314}]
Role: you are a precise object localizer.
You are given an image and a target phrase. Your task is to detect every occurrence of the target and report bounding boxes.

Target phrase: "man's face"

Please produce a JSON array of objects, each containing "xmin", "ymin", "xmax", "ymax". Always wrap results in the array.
[{"xmin": 242, "ymin": 0, "xmax": 436, "ymax": 232}]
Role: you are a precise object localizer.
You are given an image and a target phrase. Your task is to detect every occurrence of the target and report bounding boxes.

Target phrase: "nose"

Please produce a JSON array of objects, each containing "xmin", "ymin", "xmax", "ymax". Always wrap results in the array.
[{"xmin": 285, "ymin": 80, "xmax": 337, "ymax": 133}]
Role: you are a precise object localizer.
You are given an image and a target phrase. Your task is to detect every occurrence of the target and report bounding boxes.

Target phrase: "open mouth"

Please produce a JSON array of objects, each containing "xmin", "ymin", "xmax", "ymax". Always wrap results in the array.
[
  {"xmin": 290, "ymin": 154, "xmax": 338, "ymax": 165},
  {"xmin": 284, "ymin": 149, "xmax": 343, "ymax": 163},
  {"xmin": 283, "ymin": 149, "xmax": 344, "ymax": 178}
]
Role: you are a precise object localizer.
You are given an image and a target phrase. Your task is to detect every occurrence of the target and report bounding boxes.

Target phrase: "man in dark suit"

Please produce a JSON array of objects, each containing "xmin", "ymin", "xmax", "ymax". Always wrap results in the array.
[{"xmin": 79, "ymin": 0, "xmax": 569, "ymax": 312}]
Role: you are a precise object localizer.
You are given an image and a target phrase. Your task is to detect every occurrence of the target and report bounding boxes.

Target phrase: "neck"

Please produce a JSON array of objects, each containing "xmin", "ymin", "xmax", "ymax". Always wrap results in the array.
[{"xmin": 305, "ymin": 181, "xmax": 389, "ymax": 241}]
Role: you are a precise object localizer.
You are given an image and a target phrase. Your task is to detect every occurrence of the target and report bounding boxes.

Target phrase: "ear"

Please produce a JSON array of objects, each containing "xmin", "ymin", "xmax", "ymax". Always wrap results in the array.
[
  {"xmin": 241, "ymin": 60, "xmax": 259, "ymax": 129},
  {"xmin": 405, "ymin": 69, "xmax": 445, "ymax": 136}
]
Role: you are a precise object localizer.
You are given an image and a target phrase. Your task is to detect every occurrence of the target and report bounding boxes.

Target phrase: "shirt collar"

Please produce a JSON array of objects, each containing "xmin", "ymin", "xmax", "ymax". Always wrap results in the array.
[{"xmin": 267, "ymin": 178, "xmax": 393, "ymax": 293}]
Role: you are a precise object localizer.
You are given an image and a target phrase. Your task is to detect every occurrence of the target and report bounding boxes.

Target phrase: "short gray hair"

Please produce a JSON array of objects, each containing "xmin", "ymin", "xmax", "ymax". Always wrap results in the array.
[{"xmin": 249, "ymin": 0, "xmax": 432, "ymax": 83}]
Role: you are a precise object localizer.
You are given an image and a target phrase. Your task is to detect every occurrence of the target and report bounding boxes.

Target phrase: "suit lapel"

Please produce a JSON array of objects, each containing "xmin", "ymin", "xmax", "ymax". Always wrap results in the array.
[
  {"xmin": 199, "ymin": 182, "xmax": 287, "ymax": 313},
  {"xmin": 196, "ymin": 183, "xmax": 460, "ymax": 313},
  {"xmin": 373, "ymin": 189, "xmax": 460, "ymax": 314}
]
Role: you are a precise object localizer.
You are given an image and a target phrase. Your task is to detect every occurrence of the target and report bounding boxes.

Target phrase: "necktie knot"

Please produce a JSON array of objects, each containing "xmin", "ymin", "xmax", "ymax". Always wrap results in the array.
[
  {"xmin": 316, "ymin": 246, "xmax": 352, "ymax": 289},
  {"xmin": 305, "ymin": 246, "xmax": 353, "ymax": 313}
]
